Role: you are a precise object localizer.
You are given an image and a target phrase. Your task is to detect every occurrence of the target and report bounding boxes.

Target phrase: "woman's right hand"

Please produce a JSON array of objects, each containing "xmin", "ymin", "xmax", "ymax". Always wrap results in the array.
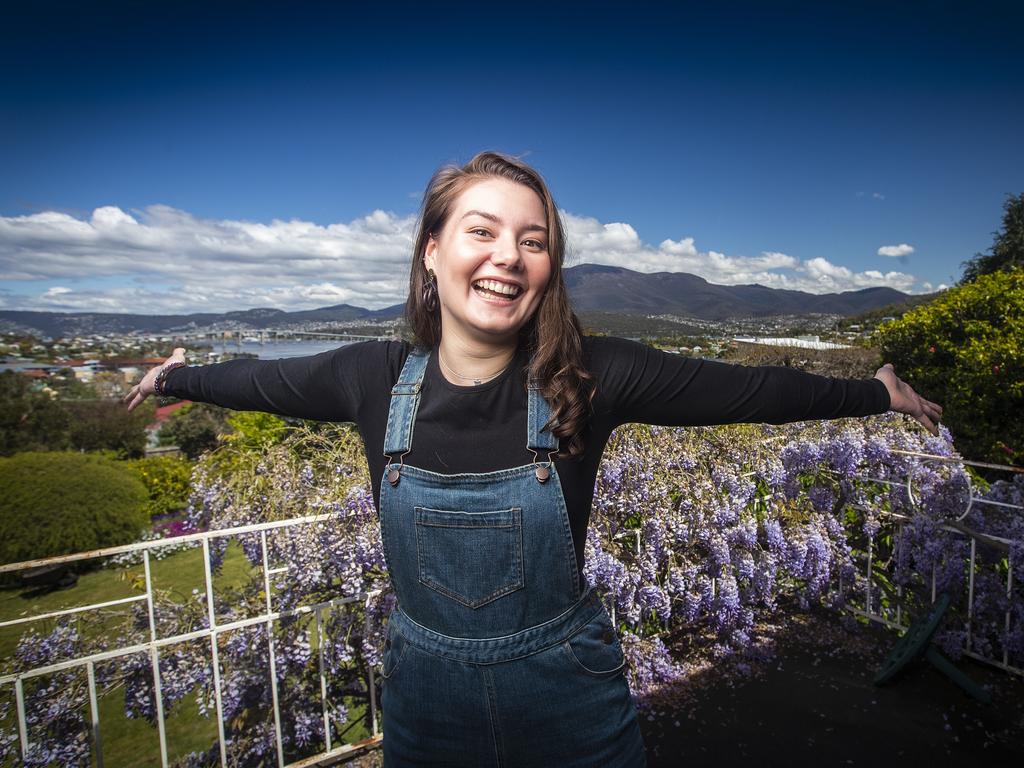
[{"xmin": 122, "ymin": 347, "xmax": 187, "ymax": 412}]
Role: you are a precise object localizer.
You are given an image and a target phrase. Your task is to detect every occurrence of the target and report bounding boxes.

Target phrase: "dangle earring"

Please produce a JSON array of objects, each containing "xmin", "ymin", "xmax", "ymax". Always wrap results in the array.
[{"xmin": 422, "ymin": 268, "xmax": 439, "ymax": 312}]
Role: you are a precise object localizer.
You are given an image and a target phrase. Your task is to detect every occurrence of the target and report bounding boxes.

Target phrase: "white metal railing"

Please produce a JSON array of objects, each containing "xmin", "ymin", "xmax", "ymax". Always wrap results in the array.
[
  {"xmin": 0, "ymin": 513, "xmax": 384, "ymax": 767},
  {"xmin": 845, "ymin": 448, "xmax": 1023, "ymax": 677}
]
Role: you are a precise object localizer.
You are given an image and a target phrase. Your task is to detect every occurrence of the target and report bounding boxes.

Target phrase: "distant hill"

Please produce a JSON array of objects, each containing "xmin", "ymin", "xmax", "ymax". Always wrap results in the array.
[
  {"xmin": 0, "ymin": 264, "xmax": 913, "ymax": 336},
  {"xmin": 565, "ymin": 264, "xmax": 910, "ymax": 320},
  {"xmin": 0, "ymin": 303, "xmax": 405, "ymax": 338}
]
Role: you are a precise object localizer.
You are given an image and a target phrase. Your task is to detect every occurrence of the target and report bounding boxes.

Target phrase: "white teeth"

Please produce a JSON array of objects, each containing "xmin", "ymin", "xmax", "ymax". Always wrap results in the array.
[{"xmin": 473, "ymin": 279, "xmax": 521, "ymax": 297}]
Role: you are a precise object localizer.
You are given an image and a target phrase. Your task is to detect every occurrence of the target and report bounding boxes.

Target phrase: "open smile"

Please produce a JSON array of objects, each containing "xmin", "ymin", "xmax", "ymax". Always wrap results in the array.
[{"xmin": 471, "ymin": 279, "xmax": 523, "ymax": 301}]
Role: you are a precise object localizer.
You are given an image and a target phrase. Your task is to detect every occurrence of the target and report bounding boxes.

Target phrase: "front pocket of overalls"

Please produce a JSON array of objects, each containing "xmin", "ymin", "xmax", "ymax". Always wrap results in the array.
[
  {"xmin": 414, "ymin": 507, "xmax": 524, "ymax": 609},
  {"xmin": 563, "ymin": 613, "xmax": 627, "ymax": 677}
]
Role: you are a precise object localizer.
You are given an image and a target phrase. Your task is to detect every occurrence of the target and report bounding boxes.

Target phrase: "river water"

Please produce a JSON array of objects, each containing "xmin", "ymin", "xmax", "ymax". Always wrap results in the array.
[{"xmin": 202, "ymin": 338, "xmax": 359, "ymax": 360}]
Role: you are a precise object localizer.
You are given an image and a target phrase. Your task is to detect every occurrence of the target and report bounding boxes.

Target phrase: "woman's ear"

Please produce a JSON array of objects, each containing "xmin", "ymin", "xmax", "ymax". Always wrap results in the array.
[{"xmin": 424, "ymin": 236, "xmax": 437, "ymax": 272}]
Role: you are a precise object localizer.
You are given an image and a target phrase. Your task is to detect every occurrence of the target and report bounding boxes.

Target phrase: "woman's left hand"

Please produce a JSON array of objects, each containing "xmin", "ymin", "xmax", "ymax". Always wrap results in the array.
[{"xmin": 873, "ymin": 363, "xmax": 944, "ymax": 437}]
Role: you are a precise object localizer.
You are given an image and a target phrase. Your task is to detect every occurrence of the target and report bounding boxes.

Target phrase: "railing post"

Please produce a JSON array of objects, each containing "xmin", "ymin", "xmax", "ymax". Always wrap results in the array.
[
  {"xmin": 967, "ymin": 537, "xmax": 977, "ymax": 654},
  {"xmin": 365, "ymin": 595, "xmax": 379, "ymax": 737},
  {"xmin": 1006, "ymin": 560, "xmax": 1014, "ymax": 668},
  {"xmin": 202, "ymin": 537, "xmax": 228, "ymax": 768},
  {"xmin": 317, "ymin": 605, "xmax": 332, "ymax": 751},
  {"xmin": 865, "ymin": 537, "xmax": 873, "ymax": 615},
  {"xmin": 261, "ymin": 530, "xmax": 286, "ymax": 768},
  {"xmin": 143, "ymin": 550, "xmax": 170, "ymax": 767},
  {"xmin": 87, "ymin": 660, "xmax": 104, "ymax": 768},
  {"xmin": 895, "ymin": 522, "xmax": 903, "ymax": 628},
  {"xmin": 15, "ymin": 677, "xmax": 29, "ymax": 761}
]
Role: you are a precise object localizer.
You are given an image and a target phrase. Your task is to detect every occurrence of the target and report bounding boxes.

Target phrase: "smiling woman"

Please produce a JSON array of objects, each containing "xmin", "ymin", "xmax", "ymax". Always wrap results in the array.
[
  {"xmin": 426, "ymin": 179, "xmax": 552, "ymax": 362},
  {"xmin": 123, "ymin": 150, "xmax": 942, "ymax": 767}
]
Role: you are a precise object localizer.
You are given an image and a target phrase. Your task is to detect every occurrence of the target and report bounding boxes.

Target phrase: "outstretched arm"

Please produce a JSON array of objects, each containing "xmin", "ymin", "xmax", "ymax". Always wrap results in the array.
[
  {"xmin": 872, "ymin": 363, "xmax": 943, "ymax": 436},
  {"xmin": 587, "ymin": 336, "xmax": 942, "ymax": 432},
  {"xmin": 121, "ymin": 342, "xmax": 393, "ymax": 422}
]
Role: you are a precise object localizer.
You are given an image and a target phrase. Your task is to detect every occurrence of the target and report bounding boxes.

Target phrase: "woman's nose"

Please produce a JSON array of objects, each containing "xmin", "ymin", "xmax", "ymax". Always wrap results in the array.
[{"xmin": 490, "ymin": 235, "xmax": 523, "ymax": 270}]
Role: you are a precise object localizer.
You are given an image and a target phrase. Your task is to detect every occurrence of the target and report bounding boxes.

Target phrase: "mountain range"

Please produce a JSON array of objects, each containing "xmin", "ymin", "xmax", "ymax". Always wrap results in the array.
[{"xmin": 0, "ymin": 264, "xmax": 912, "ymax": 337}]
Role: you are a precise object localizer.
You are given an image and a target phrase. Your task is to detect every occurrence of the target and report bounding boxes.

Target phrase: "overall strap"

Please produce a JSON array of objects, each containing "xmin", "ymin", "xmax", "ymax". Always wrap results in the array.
[
  {"xmin": 527, "ymin": 379, "xmax": 559, "ymax": 452},
  {"xmin": 383, "ymin": 347, "xmax": 430, "ymax": 458}
]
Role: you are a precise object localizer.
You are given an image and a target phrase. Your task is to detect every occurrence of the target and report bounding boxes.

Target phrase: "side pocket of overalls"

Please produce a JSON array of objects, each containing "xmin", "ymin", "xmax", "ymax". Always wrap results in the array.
[
  {"xmin": 563, "ymin": 610, "xmax": 627, "ymax": 678},
  {"xmin": 380, "ymin": 624, "xmax": 409, "ymax": 681}
]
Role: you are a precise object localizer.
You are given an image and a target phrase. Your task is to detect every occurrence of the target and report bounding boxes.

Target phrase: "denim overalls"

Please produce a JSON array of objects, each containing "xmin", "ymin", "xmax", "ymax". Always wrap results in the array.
[{"xmin": 378, "ymin": 349, "xmax": 647, "ymax": 767}]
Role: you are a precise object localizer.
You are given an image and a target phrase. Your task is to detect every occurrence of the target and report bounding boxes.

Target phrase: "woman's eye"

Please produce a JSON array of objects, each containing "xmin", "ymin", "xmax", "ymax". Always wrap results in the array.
[
  {"xmin": 523, "ymin": 239, "xmax": 545, "ymax": 249},
  {"xmin": 470, "ymin": 228, "xmax": 491, "ymax": 237}
]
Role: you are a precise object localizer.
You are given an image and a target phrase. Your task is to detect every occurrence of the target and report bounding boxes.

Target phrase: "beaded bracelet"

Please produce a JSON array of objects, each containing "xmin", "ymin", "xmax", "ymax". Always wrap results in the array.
[{"xmin": 153, "ymin": 361, "xmax": 187, "ymax": 396}]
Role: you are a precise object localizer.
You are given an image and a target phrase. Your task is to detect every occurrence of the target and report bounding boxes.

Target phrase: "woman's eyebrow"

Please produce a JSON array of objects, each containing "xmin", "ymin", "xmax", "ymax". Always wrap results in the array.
[{"xmin": 460, "ymin": 209, "xmax": 548, "ymax": 234}]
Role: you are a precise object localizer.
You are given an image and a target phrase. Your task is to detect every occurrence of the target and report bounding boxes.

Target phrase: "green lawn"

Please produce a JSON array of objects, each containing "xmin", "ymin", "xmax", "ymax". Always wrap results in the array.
[
  {"xmin": 1, "ymin": 544, "xmax": 255, "ymax": 656},
  {"xmin": 1, "ymin": 544, "xmax": 377, "ymax": 766}
]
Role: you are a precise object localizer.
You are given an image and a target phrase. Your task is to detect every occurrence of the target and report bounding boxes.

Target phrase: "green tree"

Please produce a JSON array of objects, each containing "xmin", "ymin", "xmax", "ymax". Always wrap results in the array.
[
  {"xmin": 0, "ymin": 371, "xmax": 70, "ymax": 455},
  {"xmin": 159, "ymin": 402, "xmax": 231, "ymax": 459},
  {"xmin": 961, "ymin": 192, "xmax": 1024, "ymax": 283},
  {"xmin": 63, "ymin": 399, "xmax": 155, "ymax": 458},
  {"xmin": 874, "ymin": 268, "xmax": 1024, "ymax": 464},
  {"xmin": 0, "ymin": 452, "xmax": 149, "ymax": 564}
]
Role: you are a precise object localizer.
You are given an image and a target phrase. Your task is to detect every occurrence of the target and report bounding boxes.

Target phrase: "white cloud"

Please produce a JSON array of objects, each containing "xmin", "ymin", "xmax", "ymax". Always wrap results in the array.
[
  {"xmin": 0, "ymin": 204, "xmax": 926, "ymax": 314},
  {"xmin": 563, "ymin": 212, "xmax": 914, "ymax": 293},
  {"xmin": 878, "ymin": 243, "xmax": 914, "ymax": 257},
  {"xmin": 0, "ymin": 205, "xmax": 417, "ymax": 310},
  {"xmin": 872, "ymin": 192, "xmax": 885, "ymax": 200},
  {"xmin": 799, "ymin": 258, "xmax": 915, "ymax": 292}
]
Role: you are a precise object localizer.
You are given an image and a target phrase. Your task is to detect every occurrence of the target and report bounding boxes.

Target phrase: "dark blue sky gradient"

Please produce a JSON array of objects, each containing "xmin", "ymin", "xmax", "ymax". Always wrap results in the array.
[{"xmin": 2, "ymin": 0, "xmax": 1022, "ymax": 293}]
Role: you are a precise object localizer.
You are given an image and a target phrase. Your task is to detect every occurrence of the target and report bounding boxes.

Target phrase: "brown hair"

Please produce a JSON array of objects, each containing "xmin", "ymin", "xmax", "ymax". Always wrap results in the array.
[{"xmin": 405, "ymin": 151, "xmax": 594, "ymax": 458}]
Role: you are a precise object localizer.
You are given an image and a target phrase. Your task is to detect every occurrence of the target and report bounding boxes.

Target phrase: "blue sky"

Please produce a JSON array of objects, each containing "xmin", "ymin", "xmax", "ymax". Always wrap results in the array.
[{"xmin": 1, "ymin": 1, "xmax": 1021, "ymax": 314}]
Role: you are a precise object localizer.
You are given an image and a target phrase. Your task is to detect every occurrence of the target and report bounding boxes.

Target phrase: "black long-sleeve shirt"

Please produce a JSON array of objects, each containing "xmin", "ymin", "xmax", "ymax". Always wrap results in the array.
[{"xmin": 164, "ymin": 336, "xmax": 890, "ymax": 582}]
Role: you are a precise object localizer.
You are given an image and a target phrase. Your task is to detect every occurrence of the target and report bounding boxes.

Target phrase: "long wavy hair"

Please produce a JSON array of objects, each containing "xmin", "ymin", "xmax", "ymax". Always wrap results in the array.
[{"xmin": 405, "ymin": 151, "xmax": 594, "ymax": 458}]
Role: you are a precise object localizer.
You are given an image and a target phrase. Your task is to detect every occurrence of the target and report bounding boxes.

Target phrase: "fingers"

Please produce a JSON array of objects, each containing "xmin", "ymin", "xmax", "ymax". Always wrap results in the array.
[
  {"xmin": 913, "ymin": 396, "xmax": 942, "ymax": 437},
  {"xmin": 122, "ymin": 384, "xmax": 146, "ymax": 412}
]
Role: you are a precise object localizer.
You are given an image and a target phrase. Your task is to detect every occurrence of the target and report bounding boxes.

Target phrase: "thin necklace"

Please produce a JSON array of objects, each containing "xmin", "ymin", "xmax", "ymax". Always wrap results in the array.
[{"xmin": 438, "ymin": 349, "xmax": 513, "ymax": 385}]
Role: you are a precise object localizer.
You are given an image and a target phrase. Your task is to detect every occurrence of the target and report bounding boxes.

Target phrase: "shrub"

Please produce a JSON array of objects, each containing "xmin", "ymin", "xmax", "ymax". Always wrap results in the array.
[
  {"xmin": 0, "ymin": 452, "xmax": 148, "ymax": 565},
  {"xmin": 874, "ymin": 267, "xmax": 1024, "ymax": 465},
  {"xmin": 125, "ymin": 454, "xmax": 194, "ymax": 518}
]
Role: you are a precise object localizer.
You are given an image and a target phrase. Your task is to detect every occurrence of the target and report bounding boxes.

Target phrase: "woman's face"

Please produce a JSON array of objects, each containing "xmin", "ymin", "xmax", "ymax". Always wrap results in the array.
[{"xmin": 425, "ymin": 177, "xmax": 552, "ymax": 347}]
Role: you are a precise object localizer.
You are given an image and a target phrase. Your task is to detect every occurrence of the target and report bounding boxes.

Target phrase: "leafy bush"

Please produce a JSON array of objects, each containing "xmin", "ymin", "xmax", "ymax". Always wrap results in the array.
[
  {"xmin": 126, "ymin": 454, "xmax": 194, "ymax": 517},
  {"xmin": 874, "ymin": 268, "xmax": 1024, "ymax": 464},
  {"xmin": 0, "ymin": 452, "xmax": 148, "ymax": 565},
  {"xmin": 158, "ymin": 401, "xmax": 231, "ymax": 459}
]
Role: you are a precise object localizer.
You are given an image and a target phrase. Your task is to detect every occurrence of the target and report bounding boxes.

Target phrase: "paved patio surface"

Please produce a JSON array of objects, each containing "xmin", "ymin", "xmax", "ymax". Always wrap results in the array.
[{"xmin": 640, "ymin": 607, "xmax": 1024, "ymax": 767}]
